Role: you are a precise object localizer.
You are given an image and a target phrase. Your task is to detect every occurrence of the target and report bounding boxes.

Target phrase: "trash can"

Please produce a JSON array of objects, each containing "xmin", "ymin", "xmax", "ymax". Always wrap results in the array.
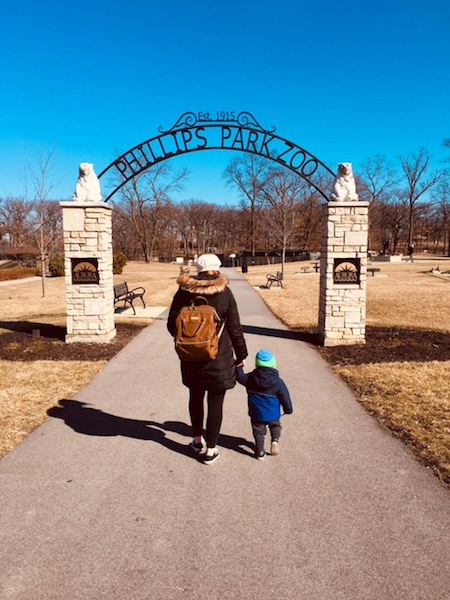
[{"xmin": 241, "ymin": 264, "xmax": 248, "ymax": 273}]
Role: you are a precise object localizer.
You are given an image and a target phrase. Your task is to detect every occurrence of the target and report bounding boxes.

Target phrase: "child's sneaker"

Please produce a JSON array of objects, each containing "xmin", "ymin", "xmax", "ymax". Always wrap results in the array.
[
  {"xmin": 255, "ymin": 450, "xmax": 266, "ymax": 461},
  {"xmin": 270, "ymin": 440, "xmax": 280, "ymax": 455}
]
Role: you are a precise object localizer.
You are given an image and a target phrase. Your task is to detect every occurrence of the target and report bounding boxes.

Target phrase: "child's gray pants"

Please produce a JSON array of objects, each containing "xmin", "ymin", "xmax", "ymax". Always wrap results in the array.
[{"xmin": 251, "ymin": 420, "xmax": 281, "ymax": 452}]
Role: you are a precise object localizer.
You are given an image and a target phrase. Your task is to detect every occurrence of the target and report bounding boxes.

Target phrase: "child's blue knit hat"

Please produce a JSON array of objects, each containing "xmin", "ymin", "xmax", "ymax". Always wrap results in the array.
[{"xmin": 255, "ymin": 349, "xmax": 276, "ymax": 368}]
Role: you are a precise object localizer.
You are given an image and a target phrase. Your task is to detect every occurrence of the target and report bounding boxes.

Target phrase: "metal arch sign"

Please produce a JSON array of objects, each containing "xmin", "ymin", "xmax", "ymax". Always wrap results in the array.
[{"xmin": 98, "ymin": 111, "xmax": 336, "ymax": 202}]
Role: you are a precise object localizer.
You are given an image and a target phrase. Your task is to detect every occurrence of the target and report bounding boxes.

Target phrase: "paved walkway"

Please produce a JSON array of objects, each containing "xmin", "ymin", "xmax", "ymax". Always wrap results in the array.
[
  {"xmin": 0, "ymin": 276, "xmax": 41, "ymax": 287},
  {"xmin": 1, "ymin": 269, "xmax": 449, "ymax": 600}
]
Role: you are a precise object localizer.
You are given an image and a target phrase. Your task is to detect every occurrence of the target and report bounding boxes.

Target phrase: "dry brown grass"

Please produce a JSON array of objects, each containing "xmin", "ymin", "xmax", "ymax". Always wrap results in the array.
[
  {"xmin": 365, "ymin": 263, "xmax": 450, "ymax": 330},
  {"xmin": 334, "ymin": 361, "xmax": 450, "ymax": 481},
  {"xmin": 245, "ymin": 266, "xmax": 320, "ymax": 329},
  {"xmin": 244, "ymin": 259, "xmax": 450, "ymax": 331},
  {"xmin": 0, "ymin": 360, "xmax": 107, "ymax": 456}
]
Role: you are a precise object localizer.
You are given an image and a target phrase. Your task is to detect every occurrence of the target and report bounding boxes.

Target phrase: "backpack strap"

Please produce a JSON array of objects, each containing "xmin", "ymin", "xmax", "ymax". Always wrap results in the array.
[
  {"xmin": 192, "ymin": 296, "xmax": 209, "ymax": 307},
  {"xmin": 217, "ymin": 321, "xmax": 225, "ymax": 339},
  {"xmin": 193, "ymin": 295, "xmax": 225, "ymax": 338}
]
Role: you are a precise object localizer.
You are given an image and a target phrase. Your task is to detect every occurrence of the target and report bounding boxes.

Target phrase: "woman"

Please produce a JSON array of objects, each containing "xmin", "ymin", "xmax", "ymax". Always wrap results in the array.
[{"xmin": 167, "ymin": 254, "xmax": 248, "ymax": 464}]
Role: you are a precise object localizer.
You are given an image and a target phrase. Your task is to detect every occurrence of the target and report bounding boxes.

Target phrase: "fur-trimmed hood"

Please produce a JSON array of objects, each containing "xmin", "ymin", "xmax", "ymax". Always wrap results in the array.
[{"xmin": 176, "ymin": 273, "xmax": 229, "ymax": 295}]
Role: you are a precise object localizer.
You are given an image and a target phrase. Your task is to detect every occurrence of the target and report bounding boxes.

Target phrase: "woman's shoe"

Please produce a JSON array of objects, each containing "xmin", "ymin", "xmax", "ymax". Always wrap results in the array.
[
  {"xmin": 190, "ymin": 438, "xmax": 205, "ymax": 454},
  {"xmin": 202, "ymin": 451, "xmax": 220, "ymax": 464}
]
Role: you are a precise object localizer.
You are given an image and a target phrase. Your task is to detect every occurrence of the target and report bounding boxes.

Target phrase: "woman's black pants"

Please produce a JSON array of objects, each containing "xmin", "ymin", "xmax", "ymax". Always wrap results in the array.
[{"xmin": 189, "ymin": 387, "xmax": 226, "ymax": 448}]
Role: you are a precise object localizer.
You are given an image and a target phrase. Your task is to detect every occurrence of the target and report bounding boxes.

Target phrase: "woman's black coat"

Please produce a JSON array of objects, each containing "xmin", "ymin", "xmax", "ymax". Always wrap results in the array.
[{"xmin": 167, "ymin": 272, "xmax": 248, "ymax": 390}]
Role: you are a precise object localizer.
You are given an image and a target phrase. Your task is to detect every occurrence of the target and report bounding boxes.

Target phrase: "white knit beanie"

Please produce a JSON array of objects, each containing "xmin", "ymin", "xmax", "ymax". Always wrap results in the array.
[{"xmin": 195, "ymin": 254, "xmax": 222, "ymax": 273}]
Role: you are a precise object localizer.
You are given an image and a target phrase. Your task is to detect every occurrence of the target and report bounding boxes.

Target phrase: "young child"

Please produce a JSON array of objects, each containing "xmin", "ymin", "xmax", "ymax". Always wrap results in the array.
[{"xmin": 236, "ymin": 349, "xmax": 293, "ymax": 460}]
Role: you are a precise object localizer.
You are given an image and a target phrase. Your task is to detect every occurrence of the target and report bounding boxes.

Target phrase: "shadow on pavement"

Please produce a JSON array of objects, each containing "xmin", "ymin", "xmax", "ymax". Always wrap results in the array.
[
  {"xmin": 243, "ymin": 324, "xmax": 319, "ymax": 345},
  {"xmin": 47, "ymin": 400, "xmax": 254, "ymax": 458}
]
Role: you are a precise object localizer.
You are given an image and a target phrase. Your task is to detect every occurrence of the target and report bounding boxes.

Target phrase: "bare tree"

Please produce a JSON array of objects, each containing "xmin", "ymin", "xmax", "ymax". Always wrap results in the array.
[
  {"xmin": 357, "ymin": 156, "xmax": 398, "ymax": 251},
  {"xmin": 442, "ymin": 138, "xmax": 450, "ymax": 161},
  {"xmin": 0, "ymin": 197, "xmax": 34, "ymax": 247},
  {"xmin": 0, "ymin": 210, "xmax": 5, "ymax": 252},
  {"xmin": 214, "ymin": 206, "xmax": 243, "ymax": 254},
  {"xmin": 414, "ymin": 201, "xmax": 436, "ymax": 252},
  {"xmin": 182, "ymin": 200, "xmax": 218, "ymax": 255},
  {"xmin": 359, "ymin": 155, "xmax": 398, "ymax": 204},
  {"xmin": 379, "ymin": 192, "xmax": 408, "ymax": 254},
  {"xmin": 172, "ymin": 203, "xmax": 194, "ymax": 257},
  {"xmin": 432, "ymin": 177, "xmax": 450, "ymax": 255},
  {"xmin": 399, "ymin": 148, "xmax": 445, "ymax": 246},
  {"xmin": 112, "ymin": 210, "xmax": 139, "ymax": 258},
  {"xmin": 169, "ymin": 202, "xmax": 243, "ymax": 260},
  {"xmin": 116, "ymin": 164, "xmax": 187, "ymax": 262},
  {"xmin": 26, "ymin": 152, "xmax": 59, "ymax": 297},
  {"xmin": 291, "ymin": 189, "xmax": 322, "ymax": 251},
  {"xmin": 223, "ymin": 155, "xmax": 272, "ymax": 256},
  {"xmin": 261, "ymin": 168, "xmax": 306, "ymax": 275}
]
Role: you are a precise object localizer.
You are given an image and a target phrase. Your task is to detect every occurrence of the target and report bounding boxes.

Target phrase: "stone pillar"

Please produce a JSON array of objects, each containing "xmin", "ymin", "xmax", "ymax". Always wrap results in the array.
[
  {"xmin": 318, "ymin": 201, "xmax": 369, "ymax": 346},
  {"xmin": 60, "ymin": 201, "xmax": 116, "ymax": 343}
]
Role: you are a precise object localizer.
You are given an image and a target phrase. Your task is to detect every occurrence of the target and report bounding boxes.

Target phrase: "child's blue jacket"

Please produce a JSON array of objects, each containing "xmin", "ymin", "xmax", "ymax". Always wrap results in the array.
[{"xmin": 236, "ymin": 365, "xmax": 293, "ymax": 423}]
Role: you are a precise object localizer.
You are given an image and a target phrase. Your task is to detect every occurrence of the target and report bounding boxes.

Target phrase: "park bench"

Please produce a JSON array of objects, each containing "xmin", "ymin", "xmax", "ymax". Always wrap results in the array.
[
  {"xmin": 313, "ymin": 261, "xmax": 320, "ymax": 272},
  {"xmin": 266, "ymin": 271, "xmax": 283, "ymax": 288},
  {"xmin": 113, "ymin": 282, "xmax": 146, "ymax": 315},
  {"xmin": 367, "ymin": 267, "xmax": 381, "ymax": 277}
]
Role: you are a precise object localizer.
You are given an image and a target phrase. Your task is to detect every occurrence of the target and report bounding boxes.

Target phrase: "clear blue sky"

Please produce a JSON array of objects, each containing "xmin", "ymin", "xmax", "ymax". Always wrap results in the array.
[{"xmin": 1, "ymin": 0, "xmax": 449, "ymax": 204}]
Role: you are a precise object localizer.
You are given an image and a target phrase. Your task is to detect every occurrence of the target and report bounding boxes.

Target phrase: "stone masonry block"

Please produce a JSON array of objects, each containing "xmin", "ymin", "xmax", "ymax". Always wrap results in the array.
[
  {"xmin": 84, "ymin": 299, "xmax": 110, "ymax": 316},
  {"xmin": 62, "ymin": 207, "xmax": 85, "ymax": 232},
  {"xmin": 345, "ymin": 313, "xmax": 364, "ymax": 325},
  {"xmin": 342, "ymin": 215, "xmax": 367, "ymax": 224},
  {"xmin": 328, "ymin": 317, "xmax": 345, "ymax": 328},
  {"xmin": 344, "ymin": 231, "xmax": 367, "ymax": 245},
  {"xmin": 323, "ymin": 330, "xmax": 344, "ymax": 339}
]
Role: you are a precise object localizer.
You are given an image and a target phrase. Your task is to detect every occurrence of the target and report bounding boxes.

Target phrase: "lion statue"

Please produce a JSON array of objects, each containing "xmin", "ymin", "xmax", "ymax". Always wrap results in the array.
[
  {"xmin": 72, "ymin": 163, "xmax": 102, "ymax": 202},
  {"xmin": 330, "ymin": 162, "xmax": 359, "ymax": 202}
]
